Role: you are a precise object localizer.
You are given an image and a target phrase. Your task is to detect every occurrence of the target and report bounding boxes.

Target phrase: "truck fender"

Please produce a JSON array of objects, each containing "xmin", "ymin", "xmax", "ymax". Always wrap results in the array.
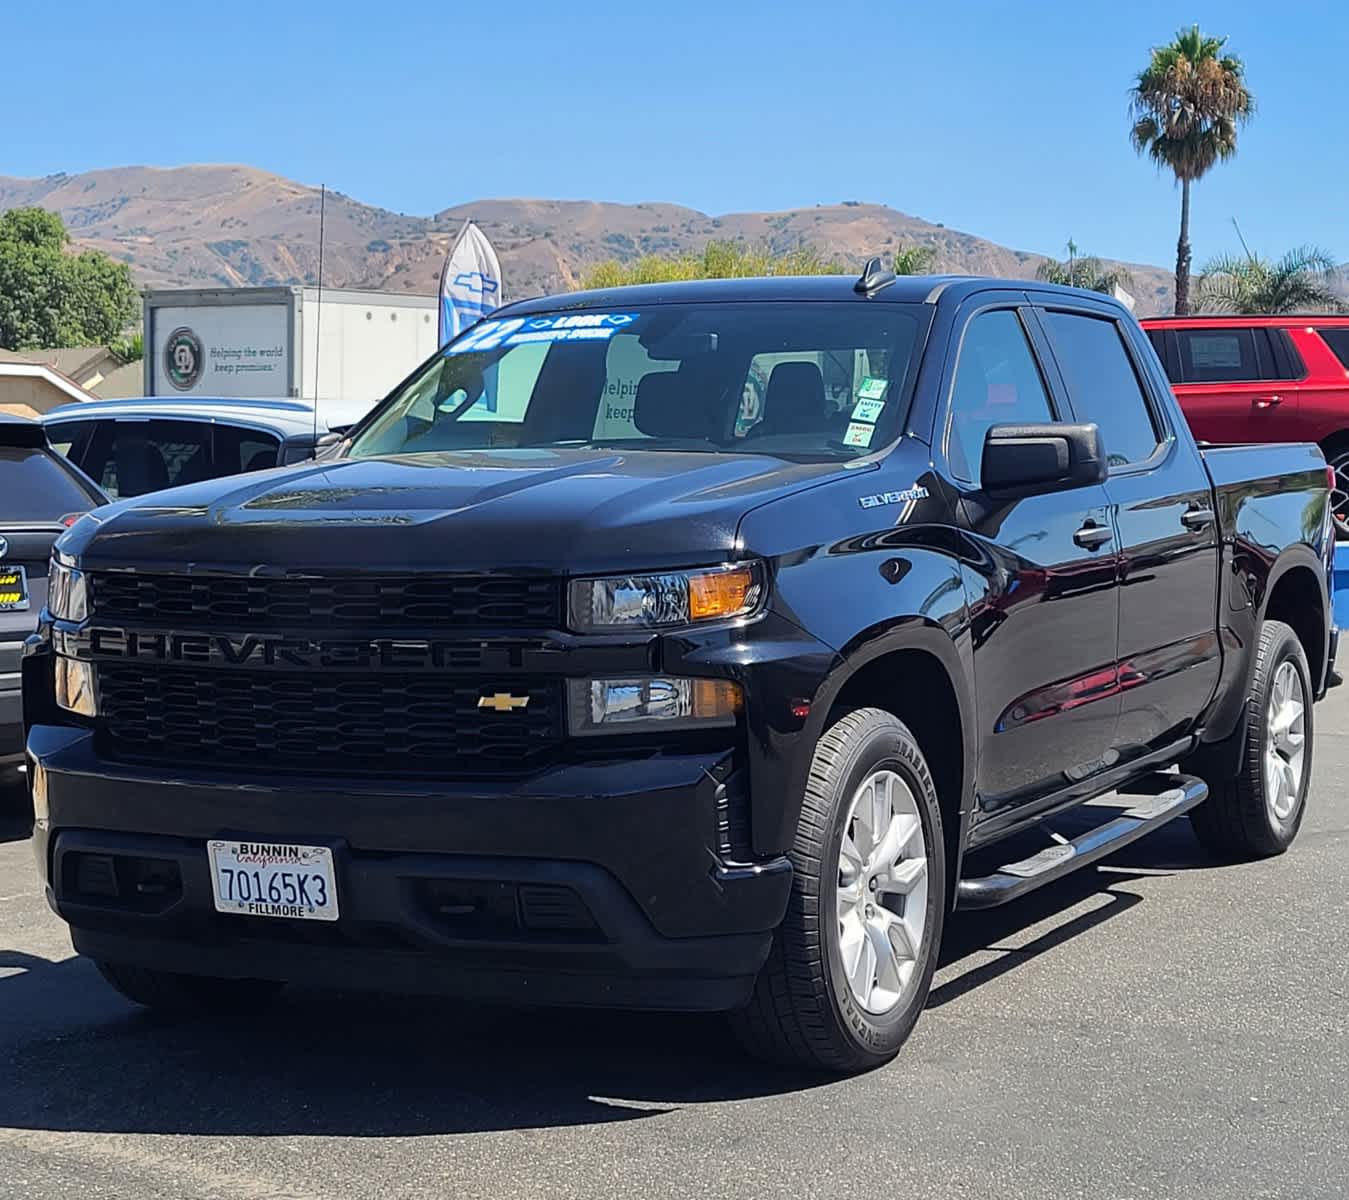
[
  {"xmin": 1191, "ymin": 543, "xmax": 1329, "ymax": 779},
  {"xmin": 780, "ymin": 617, "xmax": 978, "ymax": 881}
]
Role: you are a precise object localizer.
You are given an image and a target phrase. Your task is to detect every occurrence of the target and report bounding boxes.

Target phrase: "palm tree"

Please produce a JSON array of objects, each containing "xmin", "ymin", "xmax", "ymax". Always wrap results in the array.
[
  {"xmin": 1130, "ymin": 25, "xmax": 1254, "ymax": 315},
  {"xmin": 1036, "ymin": 239, "xmax": 1135, "ymax": 294},
  {"xmin": 1199, "ymin": 246, "xmax": 1344, "ymax": 314}
]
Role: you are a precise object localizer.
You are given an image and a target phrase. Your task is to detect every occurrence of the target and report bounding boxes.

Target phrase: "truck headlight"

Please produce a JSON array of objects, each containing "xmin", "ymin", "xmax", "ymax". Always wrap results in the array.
[
  {"xmin": 568, "ymin": 563, "xmax": 764, "ymax": 633},
  {"xmin": 55, "ymin": 656, "xmax": 97, "ymax": 717},
  {"xmin": 568, "ymin": 677, "xmax": 741, "ymax": 735},
  {"xmin": 48, "ymin": 558, "xmax": 89, "ymax": 622}
]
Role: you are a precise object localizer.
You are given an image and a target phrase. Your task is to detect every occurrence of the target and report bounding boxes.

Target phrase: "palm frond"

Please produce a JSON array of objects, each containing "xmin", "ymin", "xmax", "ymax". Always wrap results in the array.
[
  {"xmin": 1128, "ymin": 24, "xmax": 1252, "ymax": 185},
  {"xmin": 1198, "ymin": 245, "xmax": 1344, "ymax": 314}
]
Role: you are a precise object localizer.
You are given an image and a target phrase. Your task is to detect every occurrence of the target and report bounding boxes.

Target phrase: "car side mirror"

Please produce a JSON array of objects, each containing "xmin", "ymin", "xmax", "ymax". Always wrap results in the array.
[{"xmin": 981, "ymin": 423, "xmax": 1107, "ymax": 496}]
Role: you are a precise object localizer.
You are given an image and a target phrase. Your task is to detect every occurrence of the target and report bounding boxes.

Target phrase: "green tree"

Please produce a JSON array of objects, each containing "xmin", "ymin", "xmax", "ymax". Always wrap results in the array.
[
  {"xmin": 580, "ymin": 239, "xmax": 846, "ymax": 289},
  {"xmin": 0, "ymin": 207, "xmax": 139, "ymax": 350},
  {"xmin": 1130, "ymin": 25, "xmax": 1253, "ymax": 315},
  {"xmin": 1036, "ymin": 239, "xmax": 1135, "ymax": 294},
  {"xmin": 1199, "ymin": 246, "xmax": 1343, "ymax": 315},
  {"xmin": 892, "ymin": 243, "xmax": 936, "ymax": 275},
  {"xmin": 109, "ymin": 331, "xmax": 144, "ymax": 363}
]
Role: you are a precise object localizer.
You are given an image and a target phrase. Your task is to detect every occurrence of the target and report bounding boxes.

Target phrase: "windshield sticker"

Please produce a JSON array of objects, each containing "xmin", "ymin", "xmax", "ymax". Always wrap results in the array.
[
  {"xmin": 851, "ymin": 397, "xmax": 886, "ymax": 424},
  {"xmin": 506, "ymin": 326, "xmax": 618, "ymax": 346},
  {"xmin": 446, "ymin": 317, "xmax": 527, "ymax": 354},
  {"xmin": 843, "ymin": 421, "xmax": 877, "ymax": 449},
  {"xmin": 858, "ymin": 376, "xmax": 888, "ymax": 401},
  {"xmin": 445, "ymin": 313, "xmax": 638, "ymax": 355},
  {"xmin": 524, "ymin": 313, "xmax": 637, "ymax": 332}
]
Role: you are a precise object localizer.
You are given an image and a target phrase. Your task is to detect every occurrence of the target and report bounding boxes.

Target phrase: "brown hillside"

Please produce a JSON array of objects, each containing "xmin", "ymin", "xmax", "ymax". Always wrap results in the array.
[{"xmin": 0, "ymin": 164, "xmax": 1177, "ymax": 312}]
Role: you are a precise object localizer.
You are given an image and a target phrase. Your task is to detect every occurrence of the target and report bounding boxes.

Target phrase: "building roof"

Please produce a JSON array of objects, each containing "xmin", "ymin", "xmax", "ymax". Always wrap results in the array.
[
  {"xmin": 90, "ymin": 360, "xmax": 146, "ymax": 399},
  {"xmin": 0, "ymin": 361, "xmax": 97, "ymax": 407},
  {"xmin": 0, "ymin": 345, "xmax": 124, "ymax": 387}
]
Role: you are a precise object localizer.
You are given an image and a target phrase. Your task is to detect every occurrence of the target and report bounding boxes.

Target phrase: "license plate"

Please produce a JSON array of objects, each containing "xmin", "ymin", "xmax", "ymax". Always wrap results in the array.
[
  {"xmin": 0, "ymin": 565, "xmax": 28, "ymax": 612},
  {"xmin": 208, "ymin": 840, "xmax": 339, "ymax": 921}
]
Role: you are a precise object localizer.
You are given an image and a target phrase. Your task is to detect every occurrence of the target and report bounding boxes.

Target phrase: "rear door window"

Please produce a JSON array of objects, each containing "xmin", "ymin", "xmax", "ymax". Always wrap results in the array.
[
  {"xmin": 45, "ymin": 420, "xmax": 94, "ymax": 462},
  {"xmin": 1316, "ymin": 328, "xmax": 1349, "ymax": 369},
  {"xmin": 1042, "ymin": 310, "xmax": 1163, "ymax": 467},
  {"xmin": 214, "ymin": 425, "xmax": 282, "ymax": 474},
  {"xmin": 1176, "ymin": 328, "xmax": 1260, "ymax": 382},
  {"xmin": 80, "ymin": 419, "xmax": 214, "ymax": 498}
]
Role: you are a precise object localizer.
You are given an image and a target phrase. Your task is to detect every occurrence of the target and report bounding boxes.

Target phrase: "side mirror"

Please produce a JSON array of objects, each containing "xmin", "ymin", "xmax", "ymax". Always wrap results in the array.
[{"xmin": 981, "ymin": 423, "xmax": 1107, "ymax": 495}]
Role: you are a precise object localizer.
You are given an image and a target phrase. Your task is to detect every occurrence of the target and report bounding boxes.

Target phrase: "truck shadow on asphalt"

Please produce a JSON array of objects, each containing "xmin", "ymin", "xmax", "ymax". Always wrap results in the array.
[{"xmin": 0, "ymin": 818, "xmax": 1215, "ymax": 1139}]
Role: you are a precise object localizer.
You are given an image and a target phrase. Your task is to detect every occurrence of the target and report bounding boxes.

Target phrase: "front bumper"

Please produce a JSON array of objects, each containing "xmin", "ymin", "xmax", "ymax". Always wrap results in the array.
[{"xmin": 30, "ymin": 725, "xmax": 793, "ymax": 1012}]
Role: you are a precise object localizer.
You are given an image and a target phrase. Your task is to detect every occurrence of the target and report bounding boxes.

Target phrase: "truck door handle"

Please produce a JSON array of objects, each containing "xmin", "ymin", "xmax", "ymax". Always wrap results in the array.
[
  {"xmin": 1182, "ymin": 506, "xmax": 1216, "ymax": 530},
  {"xmin": 1253, "ymin": 395, "xmax": 1282, "ymax": 409},
  {"xmin": 1073, "ymin": 522, "xmax": 1113, "ymax": 549}
]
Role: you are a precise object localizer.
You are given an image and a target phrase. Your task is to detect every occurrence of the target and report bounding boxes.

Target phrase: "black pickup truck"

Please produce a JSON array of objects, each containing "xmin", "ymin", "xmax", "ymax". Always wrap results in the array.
[{"xmin": 25, "ymin": 269, "xmax": 1335, "ymax": 1072}]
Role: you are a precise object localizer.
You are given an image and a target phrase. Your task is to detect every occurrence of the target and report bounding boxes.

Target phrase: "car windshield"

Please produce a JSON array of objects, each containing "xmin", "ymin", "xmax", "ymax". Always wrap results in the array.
[{"xmin": 346, "ymin": 302, "xmax": 928, "ymax": 461}]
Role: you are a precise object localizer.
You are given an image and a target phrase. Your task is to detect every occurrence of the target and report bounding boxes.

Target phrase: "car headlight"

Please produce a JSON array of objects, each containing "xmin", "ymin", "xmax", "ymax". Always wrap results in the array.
[
  {"xmin": 55, "ymin": 656, "xmax": 98, "ymax": 717},
  {"xmin": 48, "ymin": 558, "xmax": 89, "ymax": 622},
  {"xmin": 568, "ymin": 563, "xmax": 764, "ymax": 633},
  {"xmin": 568, "ymin": 677, "xmax": 741, "ymax": 735}
]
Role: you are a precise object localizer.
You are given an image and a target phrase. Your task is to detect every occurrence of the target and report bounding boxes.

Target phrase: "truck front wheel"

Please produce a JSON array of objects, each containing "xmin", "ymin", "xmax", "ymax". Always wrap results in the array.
[
  {"xmin": 731, "ymin": 708, "xmax": 946, "ymax": 1073},
  {"xmin": 1191, "ymin": 619, "xmax": 1313, "ymax": 860},
  {"xmin": 96, "ymin": 961, "xmax": 283, "ymax": 1015}
]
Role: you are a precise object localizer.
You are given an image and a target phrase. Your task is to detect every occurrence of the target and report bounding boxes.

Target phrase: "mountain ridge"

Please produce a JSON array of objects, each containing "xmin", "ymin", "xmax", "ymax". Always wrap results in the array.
[{"xmin": 0, "ymin": 164, "xmax": 1178, "ymax": 312}]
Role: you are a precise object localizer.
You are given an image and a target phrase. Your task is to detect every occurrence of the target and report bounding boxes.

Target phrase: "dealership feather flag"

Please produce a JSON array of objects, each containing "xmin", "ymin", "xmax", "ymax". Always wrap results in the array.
[{"xmin": 437, "ymin": 221, "xmax": 505, "ymax": 347}]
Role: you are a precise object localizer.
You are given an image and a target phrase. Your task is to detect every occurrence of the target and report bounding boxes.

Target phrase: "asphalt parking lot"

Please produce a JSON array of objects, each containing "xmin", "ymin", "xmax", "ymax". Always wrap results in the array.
[{"xmin": 2, "ymin": 695, "xmax": 1347, "ymax": 1200}]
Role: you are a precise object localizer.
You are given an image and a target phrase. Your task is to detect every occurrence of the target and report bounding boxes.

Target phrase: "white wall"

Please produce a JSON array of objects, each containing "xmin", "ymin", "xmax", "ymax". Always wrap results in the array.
[{"xmin": 301, "ymin": 295, "xmax": 439, "ymax": 427}]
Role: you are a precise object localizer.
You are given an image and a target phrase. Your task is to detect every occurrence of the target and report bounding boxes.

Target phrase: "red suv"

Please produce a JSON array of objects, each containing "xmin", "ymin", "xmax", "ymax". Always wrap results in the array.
[{"xmin": 1142, "ymin": 315, "xmax": 1349, "ymax": 530}]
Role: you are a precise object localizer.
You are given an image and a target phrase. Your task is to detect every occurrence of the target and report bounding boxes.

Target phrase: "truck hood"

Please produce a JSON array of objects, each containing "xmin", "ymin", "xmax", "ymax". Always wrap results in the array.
[{"xmin": 64, "ymin": 448, "xmax": 866, "ymax": 573}]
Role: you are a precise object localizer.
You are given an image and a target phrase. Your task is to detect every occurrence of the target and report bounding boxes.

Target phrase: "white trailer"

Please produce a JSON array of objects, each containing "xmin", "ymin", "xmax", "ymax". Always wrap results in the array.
[{"xmin": 143, "ymin": 287, "xmax": 439, "ymax": 429}]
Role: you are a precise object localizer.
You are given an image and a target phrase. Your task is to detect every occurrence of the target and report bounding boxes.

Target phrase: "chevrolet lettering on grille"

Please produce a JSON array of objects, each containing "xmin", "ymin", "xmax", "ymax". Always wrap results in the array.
[{"xmin": 75, "ymin": 629, "xmax": 495, "ymax": 672}]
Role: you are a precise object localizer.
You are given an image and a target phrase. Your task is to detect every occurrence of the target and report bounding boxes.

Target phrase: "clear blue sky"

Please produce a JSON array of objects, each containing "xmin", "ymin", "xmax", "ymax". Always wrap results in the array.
[{"xmin": 5, "ymin": 0, "xmax": 1344, "ymax": 271}]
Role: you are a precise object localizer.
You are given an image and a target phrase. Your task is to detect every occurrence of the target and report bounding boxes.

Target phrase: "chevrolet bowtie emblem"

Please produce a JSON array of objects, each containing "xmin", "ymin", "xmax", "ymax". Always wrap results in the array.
[{"xmin": 478, "ymin": 692, "xmax": 530, "ymax": 712}]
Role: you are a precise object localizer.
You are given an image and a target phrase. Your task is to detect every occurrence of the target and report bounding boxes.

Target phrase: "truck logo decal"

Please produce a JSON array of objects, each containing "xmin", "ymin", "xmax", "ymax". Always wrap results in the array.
[
  {"xmin": 453, "ymin": 271, "xmax": 499, "ymax": 296},
  {"xmin": 164, "ymin": 327, "xmax": 203, "ymax": 390},
  {"xmin": 859, "ymin": 485, "xmax": 929, "ymax": 509},
  {"xmin": 477, "ymin": 692, "xmax": 530, "ymax": 712}
]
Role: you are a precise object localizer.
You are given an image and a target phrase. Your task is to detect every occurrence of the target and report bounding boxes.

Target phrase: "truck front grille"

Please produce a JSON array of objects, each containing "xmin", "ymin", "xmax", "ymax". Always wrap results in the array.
[
  {"xmin": 88, "ymin": 572, "xmax": 561, "ymax": 631},
  {"xmin": 96, "ymin": 664, "xmax": 564, "ymax": 778}
]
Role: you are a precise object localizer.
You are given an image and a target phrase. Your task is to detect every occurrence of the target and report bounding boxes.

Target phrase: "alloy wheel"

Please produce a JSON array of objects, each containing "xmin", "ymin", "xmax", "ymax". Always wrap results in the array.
[
  {"xmin": 1265, "ymin": 660, "xmax": 1307, "ymax": 822},
  {"xmin": 835, "ymin": 769, "xmax": 929, "ymax": 1015}
]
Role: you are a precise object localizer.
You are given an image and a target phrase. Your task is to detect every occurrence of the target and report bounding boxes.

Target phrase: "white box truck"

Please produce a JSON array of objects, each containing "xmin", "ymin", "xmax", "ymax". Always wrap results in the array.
[{"xmin": 143, "ymin": 287, "xmax": 439, "ymax": 429}]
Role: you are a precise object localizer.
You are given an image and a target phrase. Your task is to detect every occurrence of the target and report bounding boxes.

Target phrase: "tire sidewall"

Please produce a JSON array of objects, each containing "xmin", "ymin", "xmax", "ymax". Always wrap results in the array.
[
  {"xmin": 1252, "ymin": 626, "xmax": 1313, "ymax": 845},
  {"xmin": 818, "ymin": 717, "xmax": 945, "ymax": 1058}
]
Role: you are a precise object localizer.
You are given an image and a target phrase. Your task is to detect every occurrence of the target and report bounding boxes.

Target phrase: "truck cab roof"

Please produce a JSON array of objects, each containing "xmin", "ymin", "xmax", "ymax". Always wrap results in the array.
[{"xmin": 499, "ymin": 273, "xmax": 1133, "ymax": 314}]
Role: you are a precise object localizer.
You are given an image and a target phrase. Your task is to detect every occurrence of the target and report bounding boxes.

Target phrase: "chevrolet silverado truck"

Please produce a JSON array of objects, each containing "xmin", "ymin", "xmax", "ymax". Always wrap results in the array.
[{"xmin": 25, "ymin": 269, "xmax": 1335, "ymax": 1073}]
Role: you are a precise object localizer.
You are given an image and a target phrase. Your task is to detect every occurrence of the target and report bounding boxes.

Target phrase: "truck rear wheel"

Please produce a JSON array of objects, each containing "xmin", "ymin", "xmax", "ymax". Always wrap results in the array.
[
  {"xmin": 1191, "ymin": 619, "xmax": 1312, "ymax": 860},
  {"xmin": 731, "ymin": 708, "xmax": 945, "ymax": 1073},
  {"xmin": 96, "ymin": 961, "xmax": 283, "ymax": 1015}
]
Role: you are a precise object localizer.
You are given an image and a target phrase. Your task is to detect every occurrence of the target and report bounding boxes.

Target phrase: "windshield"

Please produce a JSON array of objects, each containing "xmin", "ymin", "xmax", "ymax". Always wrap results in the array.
[{"xmin": 347, "ymin": 302, "xmax": 928, "ymax": 461}]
